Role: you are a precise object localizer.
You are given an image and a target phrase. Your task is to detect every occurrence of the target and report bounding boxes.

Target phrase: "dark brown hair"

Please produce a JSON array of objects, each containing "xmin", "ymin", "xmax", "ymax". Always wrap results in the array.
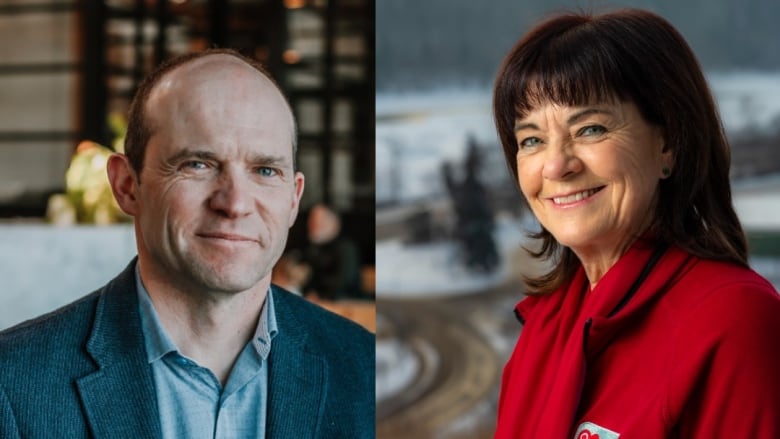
[
  {"xmin": 493, "ymin": 9, "xmax": 748, "ymax": 294},
  {"xmin": 124, "ymin": 48, "xmax": 296, "ymax": 179}
]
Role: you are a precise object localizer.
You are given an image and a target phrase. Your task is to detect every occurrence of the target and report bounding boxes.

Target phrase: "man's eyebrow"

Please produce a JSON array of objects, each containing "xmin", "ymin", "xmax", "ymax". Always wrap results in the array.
[
  {"xmin": 166, "ymin": 149, "xmax": 219, "ymax": 164},
  {"xmin": 514, "ymin": 107, "xmax": 614, "ymax": 133},
  {"xmin": 249, "ymin": 154, "xmax": 290, "ymax": 167},
  {"xmin": 165, "ymin": 149, "xmax": 291, "ymax": 167}
]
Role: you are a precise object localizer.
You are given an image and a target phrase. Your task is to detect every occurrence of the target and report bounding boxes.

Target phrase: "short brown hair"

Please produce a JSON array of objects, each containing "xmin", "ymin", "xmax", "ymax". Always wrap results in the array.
[
  {"xmin": 493, "ymin": 9, "xmax": 747, "ymax": 294},
  {"xmin": 124, "ymin": 48, "xmax": 296, "ymax": 179}
]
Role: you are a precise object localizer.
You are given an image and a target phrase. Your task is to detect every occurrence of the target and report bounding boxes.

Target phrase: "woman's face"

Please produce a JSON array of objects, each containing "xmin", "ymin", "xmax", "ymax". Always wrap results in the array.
[{"xmin": 513, "ymin": 100, "xmax": 672, "ymax": 259}]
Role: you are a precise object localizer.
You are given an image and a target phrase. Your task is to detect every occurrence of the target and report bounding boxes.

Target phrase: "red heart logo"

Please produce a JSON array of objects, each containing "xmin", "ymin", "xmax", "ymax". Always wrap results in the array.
[{"xmin": 578, "ymin": 430, "xmax": 600, "ymax": 439}]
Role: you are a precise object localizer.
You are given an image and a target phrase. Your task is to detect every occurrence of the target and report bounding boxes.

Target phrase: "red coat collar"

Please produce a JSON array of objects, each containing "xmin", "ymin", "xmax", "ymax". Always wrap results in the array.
[{"xmin": 497, "ymin": 240, "xmax": 695, "ymax": 439}]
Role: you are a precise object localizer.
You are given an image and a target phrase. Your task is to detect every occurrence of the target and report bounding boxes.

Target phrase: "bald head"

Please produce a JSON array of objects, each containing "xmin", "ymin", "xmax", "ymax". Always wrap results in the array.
[{"xmin": 124, "ymin": 49, "xmax": 297, "ymax": 179}]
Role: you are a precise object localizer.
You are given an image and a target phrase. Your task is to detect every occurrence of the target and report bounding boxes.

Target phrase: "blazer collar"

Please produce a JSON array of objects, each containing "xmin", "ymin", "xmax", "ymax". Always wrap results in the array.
[
  {"xmin": 266, "ymin": 287, "xmax": 326, "ymax": 438},
  {"xmin": 75, "ymin": 268, "xmax": 328, "ymax": 438},
  {"xmin": 75, "ymin": 258, "xmax": 162, "ymax": 438}
]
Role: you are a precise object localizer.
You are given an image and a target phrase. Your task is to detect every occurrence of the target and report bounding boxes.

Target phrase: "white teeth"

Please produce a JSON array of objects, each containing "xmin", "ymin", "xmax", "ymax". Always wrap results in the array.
[{"xmin": 552, "ymin": 188, "xmax": 598, "ymax": 205}]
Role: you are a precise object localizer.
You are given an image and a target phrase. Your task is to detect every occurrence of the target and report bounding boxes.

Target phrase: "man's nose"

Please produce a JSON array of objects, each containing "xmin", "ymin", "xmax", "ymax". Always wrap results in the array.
[{"xmin": 208, "ymin": 169, "xmax": 254, "ymax": 218}]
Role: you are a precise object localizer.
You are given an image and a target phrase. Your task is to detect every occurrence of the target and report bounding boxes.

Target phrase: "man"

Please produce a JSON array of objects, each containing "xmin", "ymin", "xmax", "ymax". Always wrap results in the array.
[{"xmin": 0, "ymin": 49, "xmax": 375, "ymax": 438}]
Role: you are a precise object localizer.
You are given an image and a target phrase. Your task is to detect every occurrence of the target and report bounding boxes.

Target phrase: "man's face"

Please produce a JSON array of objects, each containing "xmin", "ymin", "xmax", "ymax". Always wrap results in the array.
[{"xmin": 129, "ymin": 57, "xmax": 304, "ymax": 296}]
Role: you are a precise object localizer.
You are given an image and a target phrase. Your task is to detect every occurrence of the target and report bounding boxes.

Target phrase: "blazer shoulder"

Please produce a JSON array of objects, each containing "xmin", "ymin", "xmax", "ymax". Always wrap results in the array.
[
  {"xmin": 0, "ymin": 290, "xmax": 101, "ymax": 357},
  {"xmin": 271, "ymin": 285, "xmax": 374, "ymax": 351}
]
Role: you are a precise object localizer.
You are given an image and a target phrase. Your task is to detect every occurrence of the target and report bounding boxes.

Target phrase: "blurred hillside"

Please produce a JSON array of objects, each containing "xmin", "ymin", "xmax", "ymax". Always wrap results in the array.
[{"xmin": 377, "ymin": 0, "xmax": 780, "ymax": 91}]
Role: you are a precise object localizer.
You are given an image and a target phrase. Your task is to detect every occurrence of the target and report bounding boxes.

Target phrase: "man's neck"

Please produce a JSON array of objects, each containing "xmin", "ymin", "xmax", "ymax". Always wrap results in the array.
[{"xmin": 141, "ymin": 275, "xmax": 269, "ymax": 385}]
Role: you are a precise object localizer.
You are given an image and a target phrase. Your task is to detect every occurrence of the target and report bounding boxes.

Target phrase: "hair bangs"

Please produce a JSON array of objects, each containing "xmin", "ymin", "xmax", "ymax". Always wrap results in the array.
[{"xmin": 512, "ymin": 30, "xmax": 631, "ymax": 119}]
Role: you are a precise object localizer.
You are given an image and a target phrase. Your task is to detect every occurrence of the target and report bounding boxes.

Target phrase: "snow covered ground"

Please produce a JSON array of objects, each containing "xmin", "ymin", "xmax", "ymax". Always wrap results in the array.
[
  {"xmin": 708, "ymin": 72, "xmax": 780, "ymax": 134},
  {"xmin": 376, "ymin": 217, "xmax": 530, "ymax": 297},
  {"xmin": 376, "ymin": 337, "xmax": 420, "ymax": 402},
  {"xmin": 376, "ymin": 89, "xmax": 498, "ymax": 204},
  {"xmin": 733, "ymin": 173, "xmax": 780, "ymax": 230}
]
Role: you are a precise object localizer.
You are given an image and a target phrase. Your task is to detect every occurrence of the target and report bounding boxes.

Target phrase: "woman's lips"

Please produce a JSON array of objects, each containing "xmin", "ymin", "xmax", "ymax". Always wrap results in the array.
[{"xmin": 548, "ymin": 186, "xmax": 606, "ymax": 206}]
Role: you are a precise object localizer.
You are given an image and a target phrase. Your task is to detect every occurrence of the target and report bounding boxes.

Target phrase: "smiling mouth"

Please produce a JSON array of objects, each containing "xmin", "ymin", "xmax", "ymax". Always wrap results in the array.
[{"xmin": 551, "ymin": 186, "xmax": 605, "ymax": 205}]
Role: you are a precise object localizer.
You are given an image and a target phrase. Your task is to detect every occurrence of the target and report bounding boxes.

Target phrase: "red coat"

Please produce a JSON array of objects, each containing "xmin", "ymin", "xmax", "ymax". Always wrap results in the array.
[{"xmin": 495, "ymin": 240, "xmax": 780, "ymax": 438}]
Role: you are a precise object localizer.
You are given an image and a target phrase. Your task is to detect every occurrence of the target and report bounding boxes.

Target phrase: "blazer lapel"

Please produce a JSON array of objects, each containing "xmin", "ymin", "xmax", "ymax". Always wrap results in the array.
[
  {"xmin": 75, "ymin": 260, "xmax": 162, "ymax": 438},
  {"xmin": 267, "ymin": 290, "xmax": 326, "ymax": 438}
]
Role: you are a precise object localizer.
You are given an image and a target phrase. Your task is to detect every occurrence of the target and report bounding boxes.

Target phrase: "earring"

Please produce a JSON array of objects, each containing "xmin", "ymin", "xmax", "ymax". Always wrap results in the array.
[{"xmin": 662, "ymin": 167, "xmax": 671, "ymax": 177}]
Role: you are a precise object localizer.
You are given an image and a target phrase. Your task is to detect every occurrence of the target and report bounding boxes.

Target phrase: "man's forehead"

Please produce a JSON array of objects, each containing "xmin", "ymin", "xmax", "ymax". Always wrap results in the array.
[
  {"xmin": 147, "ymin": 55, "xmax": 293, "ymax": 124},
  {"xmin": 143, "ymin": 54, "xmax": 297, "ymax": 160},
  {"xmin": 152, "ymin": 55, "xmax": 267, "ymax": 97}
]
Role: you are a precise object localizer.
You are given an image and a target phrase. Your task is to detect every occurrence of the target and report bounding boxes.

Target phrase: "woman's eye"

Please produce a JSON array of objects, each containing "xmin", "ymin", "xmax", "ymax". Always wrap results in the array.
[
  {"xmin": 519, "ymin": 136, "xmax": 542, "ymax": 149},
  {"xmin": 578, "ymin": 125, "xmax": 606, "ymax": 137},
  {"xmin": 257, "ymin": 167, "xmax": 278, "ymax": 177}
]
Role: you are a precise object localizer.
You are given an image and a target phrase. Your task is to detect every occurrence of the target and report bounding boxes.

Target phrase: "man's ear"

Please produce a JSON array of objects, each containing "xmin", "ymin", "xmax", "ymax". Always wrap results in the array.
[
  {"xmin": 288, "ymin": 171, "xmax": 305, "ymax": 227},
  {"xmin": 107, "ymin": 153, "xmax": 140, "ymax": 217}
]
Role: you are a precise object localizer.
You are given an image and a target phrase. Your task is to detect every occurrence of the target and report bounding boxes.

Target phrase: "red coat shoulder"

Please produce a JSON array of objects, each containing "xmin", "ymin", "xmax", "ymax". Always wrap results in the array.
[{"xmin": 663, "ymin": 257, "xmax": 780, "ymax": 438}]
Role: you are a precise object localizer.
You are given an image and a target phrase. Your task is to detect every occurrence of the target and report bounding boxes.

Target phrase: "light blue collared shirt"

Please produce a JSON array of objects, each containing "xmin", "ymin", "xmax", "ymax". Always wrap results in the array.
[{"xmin": 136, "ymin": 267, "xmax": 277, "ymax": 439}]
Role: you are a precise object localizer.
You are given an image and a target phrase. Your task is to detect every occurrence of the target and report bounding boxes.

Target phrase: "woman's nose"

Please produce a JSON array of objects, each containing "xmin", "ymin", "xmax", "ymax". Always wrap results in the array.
[{"xmin": 542, "ymin": 140, "xmax": 583, "ymax": 180}]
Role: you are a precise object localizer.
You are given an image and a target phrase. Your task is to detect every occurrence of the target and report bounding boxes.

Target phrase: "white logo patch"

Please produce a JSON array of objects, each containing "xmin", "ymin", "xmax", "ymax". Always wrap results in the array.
[{"xmin": 573, "ymin": 421, "xmax": 620, "ymax": 439}]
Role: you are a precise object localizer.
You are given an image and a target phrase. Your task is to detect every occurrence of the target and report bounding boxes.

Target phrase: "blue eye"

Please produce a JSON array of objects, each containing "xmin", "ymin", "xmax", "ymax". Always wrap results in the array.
[
  {"xmin": 519, "ymin": 137, "xmax": 542, "ymax": 149},
  {"xmin": 579, "ymin": 125, "xmax": 606, "ymax": 136},
  {"xmin": 257, "ymin": 167, "xmax": 278, "ymax": 177},
  {"xmin": 183, "ymin": 160, "xmax": 208, "ymax": 170}
]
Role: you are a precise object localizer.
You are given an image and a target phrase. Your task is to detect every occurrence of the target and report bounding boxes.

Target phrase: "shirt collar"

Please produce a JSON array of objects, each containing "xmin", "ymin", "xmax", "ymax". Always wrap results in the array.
[
  {"xmin": 135, "ymin": 263, "xmax": 278, "ymax": 364},
  {"xmin": 254, "ymin": 285, "xmax": 278, "ymax": 359}
]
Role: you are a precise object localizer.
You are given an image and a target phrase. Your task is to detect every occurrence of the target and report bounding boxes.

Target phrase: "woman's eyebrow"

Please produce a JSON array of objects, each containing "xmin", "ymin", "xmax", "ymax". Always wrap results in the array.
[
  {"xmin": 514, "ymin": 121, "xmax": 539, "ymax": 133},
  {"xmin": 514, "ymin": 108, "xmax": 614, "ymax": 133},
  {"xmin": 566, "ymin": 108, "xmax": 613, "ymax": 125}
]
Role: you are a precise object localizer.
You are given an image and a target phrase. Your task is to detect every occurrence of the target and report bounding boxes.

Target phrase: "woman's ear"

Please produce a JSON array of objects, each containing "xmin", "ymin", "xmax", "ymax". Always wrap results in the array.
[
  {"xmin": 661, "ymin": 146, "xmax": 675, "ymax": 179},
  {"xmin": 658, "ymin": 130, "xmax": 675, "ymax": 179},
  {"xmin": 107, "ymin": 153, "xmax": 140, "ymax": 216}
]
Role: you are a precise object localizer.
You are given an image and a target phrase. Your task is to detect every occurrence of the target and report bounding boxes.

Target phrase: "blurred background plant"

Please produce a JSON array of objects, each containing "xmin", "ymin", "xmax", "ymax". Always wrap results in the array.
[{"xmin": 46, "ymin": 114, "xmax": 129, "ymax": 225}]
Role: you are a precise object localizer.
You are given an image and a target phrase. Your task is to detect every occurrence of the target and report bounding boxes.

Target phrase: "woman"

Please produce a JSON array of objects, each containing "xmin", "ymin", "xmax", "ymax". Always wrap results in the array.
[{"xmin": 492, "ymin": 9, "xmax": 780, "ymax": 439}]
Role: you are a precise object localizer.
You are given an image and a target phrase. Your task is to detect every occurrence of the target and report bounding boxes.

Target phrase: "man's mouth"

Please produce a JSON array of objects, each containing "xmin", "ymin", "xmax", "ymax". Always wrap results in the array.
[{"xmin": 197, "ymin": 232, "xmax": 258, "ymax": 243}]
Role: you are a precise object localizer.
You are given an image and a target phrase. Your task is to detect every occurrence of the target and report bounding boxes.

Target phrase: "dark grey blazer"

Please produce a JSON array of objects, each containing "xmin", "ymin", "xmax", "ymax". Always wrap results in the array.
[{"xmin": 0, "ymin": 260, "xmax": 375, "ymax": 438}]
